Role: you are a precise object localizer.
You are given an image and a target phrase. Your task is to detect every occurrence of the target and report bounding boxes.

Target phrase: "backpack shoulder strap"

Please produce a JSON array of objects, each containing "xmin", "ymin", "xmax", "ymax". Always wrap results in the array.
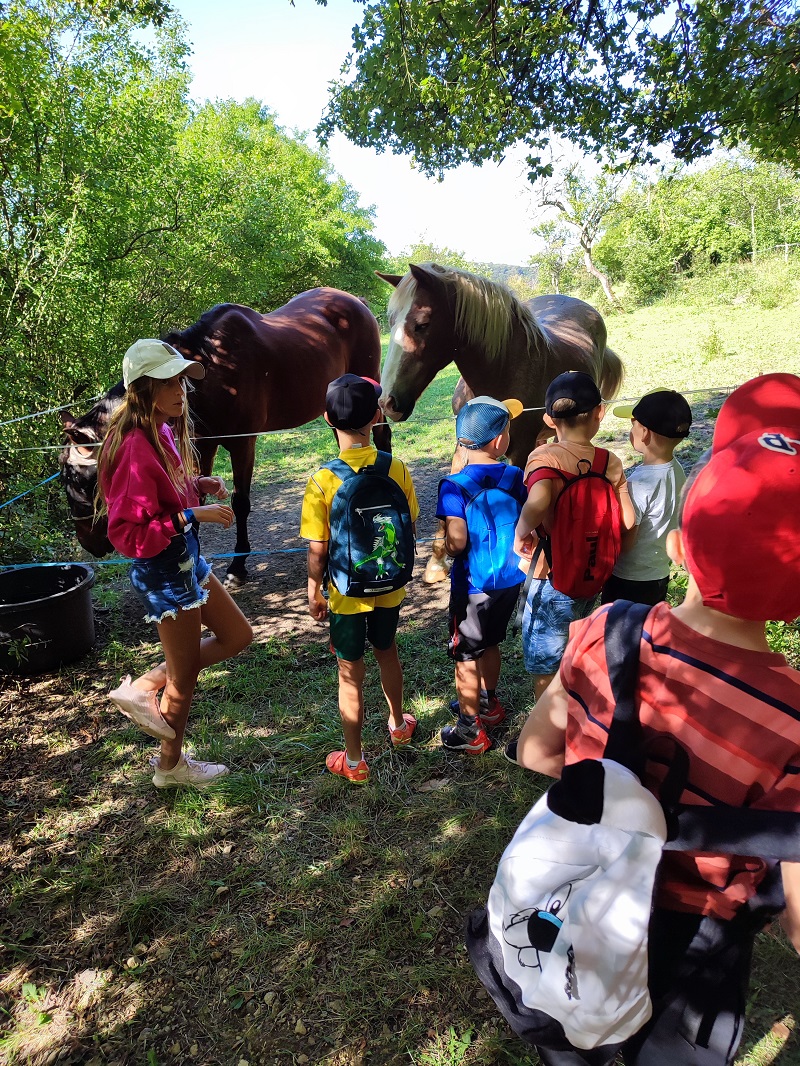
[
  {"xmin": 601, "ymin": 599, "xmax": 653, "ymax": 776},
  {"xmin": 591, "ymin": 447, "xmax": 610, "ymax": 476},
  {"xmin": 496, "ymin": 464, "xmax": 520, "ymax": 494},
  {"xmin": 444, "ymin": 467, "xmax": 481, "ymax": 502},
  {"xmin": 525, "ymin": 465, "xmax": 571, "ymax": 491},
  {"xmin": 324, "ymin": 457, "xmax": 358, "ymax": 483},
  {"xmin": 372, "ymin": 450, "xmax": 392, "ymax": 476}
]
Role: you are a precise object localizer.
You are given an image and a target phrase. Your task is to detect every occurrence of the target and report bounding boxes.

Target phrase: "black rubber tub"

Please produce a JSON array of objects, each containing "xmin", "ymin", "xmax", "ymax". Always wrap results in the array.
[{"xmin": 0, "ymin": 564, "xmax": 96, "ymax": 674}]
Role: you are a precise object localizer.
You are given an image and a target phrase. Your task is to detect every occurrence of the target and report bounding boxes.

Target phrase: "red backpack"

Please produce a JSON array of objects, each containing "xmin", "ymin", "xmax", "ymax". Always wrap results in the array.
[{"xmin": 526, "ymin": 448, "xmax": 621, "ymax": 599}]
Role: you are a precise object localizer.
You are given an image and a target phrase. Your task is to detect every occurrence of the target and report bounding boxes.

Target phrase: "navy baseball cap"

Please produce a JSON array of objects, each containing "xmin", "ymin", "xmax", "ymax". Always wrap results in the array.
[
  {"xmin": 614, "ymin": 389, "xmax": 692, "ymax": 439},
  {"xmin": 456, "ymin": 396, "xmax": 523, "ymax": 449},
  {"xmin": 325, "ymin": 374, "xmax": 382, "ymax": 430},
  {"xmin": 545, "ymin": 372, "xmax": 602, "ymax": 418}
]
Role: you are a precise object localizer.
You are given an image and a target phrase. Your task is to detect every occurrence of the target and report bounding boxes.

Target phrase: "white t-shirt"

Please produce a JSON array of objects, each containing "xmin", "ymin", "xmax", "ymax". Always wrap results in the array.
[{"xmin": 613, "ymin": 458, "xmax": 686, "ymax": 581}]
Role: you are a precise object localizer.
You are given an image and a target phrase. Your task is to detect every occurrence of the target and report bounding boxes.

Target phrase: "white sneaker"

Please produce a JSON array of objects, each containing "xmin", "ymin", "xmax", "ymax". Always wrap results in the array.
[
  {"xmin": 150, "ymin": 753, "xmax": 229, "ymax": 789},
  {"xmin": 110, "ymin": 675, "xmax": 176, "ymax": 740}
]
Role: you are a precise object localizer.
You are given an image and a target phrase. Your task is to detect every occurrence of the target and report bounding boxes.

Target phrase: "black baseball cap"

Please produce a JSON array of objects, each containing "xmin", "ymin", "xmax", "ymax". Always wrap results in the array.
[
  {"xmin": 325, "ymin": 374, "xmax": 382, "ymax": 430},
  {"xmin": 545, "ymin": 372, "xmax": 602, "ymax": 418},
  {"xmin": 613, "ymin": 389, "xmax": 692, "ymax": 439}
]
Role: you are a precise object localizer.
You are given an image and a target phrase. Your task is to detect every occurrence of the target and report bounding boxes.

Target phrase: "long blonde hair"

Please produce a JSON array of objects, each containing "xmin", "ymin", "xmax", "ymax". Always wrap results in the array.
[{"xmin": 96, "ymin": 376, "xmax": 198, "ymax": 516}]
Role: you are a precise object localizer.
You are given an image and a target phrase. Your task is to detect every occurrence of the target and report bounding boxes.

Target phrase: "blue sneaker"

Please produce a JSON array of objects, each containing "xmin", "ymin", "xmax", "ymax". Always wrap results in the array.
[
  {"xmin": 440, "ymin": 715, "xmax": 492, "ymax": 754},
  {"xmin": 449, "ymin": 694, "xmax": 507, "ymax": 729}
]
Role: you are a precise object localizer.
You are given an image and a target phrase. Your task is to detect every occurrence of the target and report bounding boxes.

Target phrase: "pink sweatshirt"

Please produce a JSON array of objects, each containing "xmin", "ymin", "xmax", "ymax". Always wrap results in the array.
[{"xmin": 101, "ymin": 424, "xmax": 199, "ymax": 559}]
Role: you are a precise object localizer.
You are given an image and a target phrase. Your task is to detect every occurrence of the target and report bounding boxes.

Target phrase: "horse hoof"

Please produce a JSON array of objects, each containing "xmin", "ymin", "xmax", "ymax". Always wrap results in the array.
[
  {"xmin": 224, "ymin": 572, "xmax": 248, "ymax": 590},
  {"xmin": 422, "ymin": 563, "xmax": 450, "ymax": 585}
]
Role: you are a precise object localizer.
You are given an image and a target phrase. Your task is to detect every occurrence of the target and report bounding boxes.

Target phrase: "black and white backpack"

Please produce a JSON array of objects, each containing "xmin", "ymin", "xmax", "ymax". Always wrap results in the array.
[{"xmin": 467, "ymin": 600, "xmax": 800, "ymax": 1053}]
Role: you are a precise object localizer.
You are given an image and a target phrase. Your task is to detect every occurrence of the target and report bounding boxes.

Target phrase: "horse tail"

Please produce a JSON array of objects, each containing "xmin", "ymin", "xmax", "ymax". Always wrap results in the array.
[{"xmin": 599, "ymin": 345, "xmax": 624, "ymax": 402}]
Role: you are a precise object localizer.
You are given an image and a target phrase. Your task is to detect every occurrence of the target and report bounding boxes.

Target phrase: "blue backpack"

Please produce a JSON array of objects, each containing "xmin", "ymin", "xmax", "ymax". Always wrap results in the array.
[
  {"xmin": 324, "ymin": 452, "xmax": 415, "ymax": 598},
  {"xmin": 445, "ymin": 465, "xmax": 524, "ymax": 592}
]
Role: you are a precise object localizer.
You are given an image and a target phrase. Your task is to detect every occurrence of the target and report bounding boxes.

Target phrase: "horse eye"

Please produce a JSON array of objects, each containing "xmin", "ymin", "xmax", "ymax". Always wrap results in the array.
[{"xmin": 414, "ymin": 321, "xmax": 428, "ymax": 334}]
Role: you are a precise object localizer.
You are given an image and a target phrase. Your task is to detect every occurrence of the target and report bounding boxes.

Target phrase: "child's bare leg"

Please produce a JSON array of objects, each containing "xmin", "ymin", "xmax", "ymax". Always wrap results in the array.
[
  {"xmin": 534, "ymin": 672, "xmax": 556, "ymax": 702},
  {"xmin": 479, "ymin": 646, "xmax": 502, "ymax": 693},
  {"xmin": 131, "ymin": 574, "xmax": 252, "ymax": 693},
  {"xmin": 455, "ymin": 658, "xmax": 482, "ymax": 720},
  {"xmin": 337, "ymin": 656, "xmax": 366, "ymax": 762},
  {"xmin": 155, "ymin": 608, "xmax": 202, "ymax": 769},
  {"xmin": 373, "ymin": 641, "xmax": 404, "ymax": 729}
]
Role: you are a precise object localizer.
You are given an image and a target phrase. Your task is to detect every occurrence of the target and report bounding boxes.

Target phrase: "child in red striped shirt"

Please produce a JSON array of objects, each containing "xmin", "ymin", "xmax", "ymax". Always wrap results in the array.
[{"xmin": 514, "ymin": 373, "xmax": 800, "ymax": 1065}]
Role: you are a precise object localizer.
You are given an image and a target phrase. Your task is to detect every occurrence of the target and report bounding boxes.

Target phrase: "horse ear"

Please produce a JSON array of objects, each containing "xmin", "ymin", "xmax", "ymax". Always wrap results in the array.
[
  {"xmin": 409, "ymin": 263, "xmax": 444, "ymax": 291},
  {"xmin": 60, "ymin": 410, "xmax": 76, "ymax": 431},
  {"xmin": 375, "ymin": 271, "xmax": 402, "ymax": 288}
]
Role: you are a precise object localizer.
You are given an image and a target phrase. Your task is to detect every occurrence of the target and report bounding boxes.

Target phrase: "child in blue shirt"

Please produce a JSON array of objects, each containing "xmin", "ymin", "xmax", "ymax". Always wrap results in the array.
[{"xmin": 437, "ymin": 397, "xmax": 528, "ymax": 754}]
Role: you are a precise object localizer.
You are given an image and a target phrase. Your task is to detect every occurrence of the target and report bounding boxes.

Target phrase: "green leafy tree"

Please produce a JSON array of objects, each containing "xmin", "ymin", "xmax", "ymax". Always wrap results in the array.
[
  {"xmin": 317, "ymin": 0, "xmax": 800, "ymax": 178},
  {"xmin": 384, "ymin": 240, "xmax": 480, "ymax": 275},
  {"xmin": 0, "ymin": 5, "xmax": 387, "ymax": 562},
  {"xmin": 535, "ymin": 165, "xmax": 628, "ymax": 306},
  {"xmin": 595, "ymin": 157, "xmax": 800, "ymax": 301},
  {"xmin": 155, "ymin": 99, "xmax": 386, "ymax": 325},
  {"xmin": 529, "ymin": 220, "xmax": 575, "ymax": 295},
  {"xmin": 0, "ymin": 1, "xmax": 189, "ymax": 464}
]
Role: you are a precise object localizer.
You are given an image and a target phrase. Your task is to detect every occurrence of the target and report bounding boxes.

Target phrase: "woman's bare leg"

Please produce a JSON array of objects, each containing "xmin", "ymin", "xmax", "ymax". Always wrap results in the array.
[{"xmin": 133, "ymin": 574, "xmax": 252, "ymax": 694}]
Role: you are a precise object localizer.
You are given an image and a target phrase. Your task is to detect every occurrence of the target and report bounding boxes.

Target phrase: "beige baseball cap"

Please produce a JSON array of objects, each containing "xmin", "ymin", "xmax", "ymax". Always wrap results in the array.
[{"xmin": 123, "ymin": 339, "xmax": 205, "ymax": 388}]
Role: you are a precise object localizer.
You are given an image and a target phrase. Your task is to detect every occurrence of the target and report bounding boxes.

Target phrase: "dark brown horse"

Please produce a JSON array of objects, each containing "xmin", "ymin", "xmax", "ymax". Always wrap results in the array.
[
  {"xmin": 60, "ymin": 287, "xmax": 387, "ymax": 584},
  {"xmin": 376, "ymin": 263, "xmax": 624, "ymax": 578}
]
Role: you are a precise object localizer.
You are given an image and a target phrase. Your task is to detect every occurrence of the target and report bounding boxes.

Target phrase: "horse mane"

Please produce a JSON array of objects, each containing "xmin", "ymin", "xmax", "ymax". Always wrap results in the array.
[
  {"xmin": 390, "ymin": 264, "xmax": 548, "ymax": 363},
  {"xmin": 164, "ymin": 303, "xmax": 239, "ymax": 359}
]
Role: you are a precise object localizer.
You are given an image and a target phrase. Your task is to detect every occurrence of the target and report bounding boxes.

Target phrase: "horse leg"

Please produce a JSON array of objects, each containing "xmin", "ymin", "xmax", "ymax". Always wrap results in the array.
[
  {"xmin": 372, "ymin": 417, "xmax": 392, "ymax": 453},
  {"xmin": 423, "ymin": 445, "xmax": 467, "ymax": 584},
  {"xmin": 225, "ymin": 437, "xmax": 255, "ymax": 588},
  {"xmin": 195, "ymin": 439, "xmax": 218, "ymax": 482}
]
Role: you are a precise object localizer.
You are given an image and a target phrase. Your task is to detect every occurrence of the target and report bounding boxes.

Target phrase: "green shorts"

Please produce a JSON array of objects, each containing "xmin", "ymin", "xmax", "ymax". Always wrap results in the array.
[{"xmin": 329, "ymin": 605, "xmax": 402, "ymax": 662}]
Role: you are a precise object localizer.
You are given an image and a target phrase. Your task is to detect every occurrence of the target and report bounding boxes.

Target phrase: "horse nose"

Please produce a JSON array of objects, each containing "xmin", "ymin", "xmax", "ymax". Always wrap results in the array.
[{"xmin": 382, "ymin": 394, "xmax": 400, "ymax": 419}]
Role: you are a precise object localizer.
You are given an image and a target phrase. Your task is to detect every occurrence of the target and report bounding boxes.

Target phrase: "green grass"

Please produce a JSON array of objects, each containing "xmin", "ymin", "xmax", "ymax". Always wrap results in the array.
[{"xmin": 2, "ymin": 266, "xmax": 800, "ymax": 1064}]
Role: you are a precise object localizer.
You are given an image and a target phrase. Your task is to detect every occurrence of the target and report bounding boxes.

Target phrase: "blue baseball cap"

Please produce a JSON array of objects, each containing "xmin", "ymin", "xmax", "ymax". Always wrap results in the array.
[{"xmin": 456, "ymin": 396, "xmax": 523, "ymax": 449}]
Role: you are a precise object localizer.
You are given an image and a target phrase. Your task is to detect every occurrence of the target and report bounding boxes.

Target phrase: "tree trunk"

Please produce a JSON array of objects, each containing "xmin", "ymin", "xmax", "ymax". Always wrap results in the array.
[
  {"xmin": 582, "ymin": 246, "xmax": 621, "ymax": 308},
  {"xmin": 750, "ymin": 203, "xmax": 757, "ymax": 263}
]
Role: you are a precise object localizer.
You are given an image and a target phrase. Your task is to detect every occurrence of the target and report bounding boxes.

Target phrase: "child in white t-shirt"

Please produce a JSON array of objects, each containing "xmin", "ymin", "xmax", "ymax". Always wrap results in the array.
[{"xmin": 601, "ymin": 389, "xmax": 692, "ymax": 607}]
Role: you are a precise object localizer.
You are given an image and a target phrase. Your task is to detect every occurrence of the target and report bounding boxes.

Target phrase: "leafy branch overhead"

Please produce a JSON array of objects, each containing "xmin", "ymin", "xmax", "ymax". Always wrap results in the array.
[{"xmin": 316, "ymin": 0, "xmax": 800, "ymax": 178}]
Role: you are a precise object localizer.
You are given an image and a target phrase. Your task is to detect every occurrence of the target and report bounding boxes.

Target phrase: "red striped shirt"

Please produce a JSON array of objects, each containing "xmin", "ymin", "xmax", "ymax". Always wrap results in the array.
[{"xmin": 561, "ymin": 602, "xmax": 800, "ymax": 918}]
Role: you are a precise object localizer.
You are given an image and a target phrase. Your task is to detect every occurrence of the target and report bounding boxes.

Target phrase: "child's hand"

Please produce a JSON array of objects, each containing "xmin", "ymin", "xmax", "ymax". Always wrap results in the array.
[
  {"xmin": 309, "ymin": 591, "xmax": 328, "ymax": 621},
  {"xmin": 194, "ymin": 503, "xmax": 234, "ymax": 528},
  {"xmin": 514, "ymin": 530, "xmax": 536, "ymax": 559},
  {"xmin": 197, "ymin": 476, "xmax": 228, "ymax": 500}
]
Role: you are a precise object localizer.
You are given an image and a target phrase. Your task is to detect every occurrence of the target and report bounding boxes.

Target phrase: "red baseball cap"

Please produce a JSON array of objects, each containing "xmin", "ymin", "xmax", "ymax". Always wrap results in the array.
[
  {"xmin": 682, "ymin": 374, "xmax": 800, "ymax": 622},
  {"xmin": 712, "ymin": 373, "xmax": 800, "ymax": 451}
]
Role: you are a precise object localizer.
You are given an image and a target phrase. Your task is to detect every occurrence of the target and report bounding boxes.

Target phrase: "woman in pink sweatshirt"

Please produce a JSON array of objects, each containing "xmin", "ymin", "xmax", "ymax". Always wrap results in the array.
[{"xmin": 98, "ymin": 339, "xmax": 253, "ymax": 789}]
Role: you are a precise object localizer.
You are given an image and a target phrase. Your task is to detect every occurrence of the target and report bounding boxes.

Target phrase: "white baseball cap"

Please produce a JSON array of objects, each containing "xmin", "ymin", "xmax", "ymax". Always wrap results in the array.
[{"xmin": 123, "ymin": 339, "xmax": 206, "ymax": 388}]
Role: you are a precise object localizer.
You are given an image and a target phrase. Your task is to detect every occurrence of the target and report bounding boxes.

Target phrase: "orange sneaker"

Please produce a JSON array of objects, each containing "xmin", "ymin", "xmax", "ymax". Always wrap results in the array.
[
  {"xmin": 389, "ymin": 713, "xmax": 417, "ymax": 747},
  {"xmin": 325, "ymin": 750, "xmax": 370, "ymax": 784}
]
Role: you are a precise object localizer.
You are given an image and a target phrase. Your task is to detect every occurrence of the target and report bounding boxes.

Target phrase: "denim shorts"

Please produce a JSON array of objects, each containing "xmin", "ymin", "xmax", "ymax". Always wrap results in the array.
[
  {"xmin": 522, "ymin": 577, "xmax": 594, "ymax": 675},
  {"xmin": 129, "ymin": 526, "xmax": 211, "ymax": 624}
]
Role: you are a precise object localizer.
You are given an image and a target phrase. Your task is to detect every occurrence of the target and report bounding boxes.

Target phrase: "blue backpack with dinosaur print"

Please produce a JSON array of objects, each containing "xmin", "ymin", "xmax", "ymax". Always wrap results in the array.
[{"xmin": 324, "ymin": 452, "xmax": 415, "ymax": 598}]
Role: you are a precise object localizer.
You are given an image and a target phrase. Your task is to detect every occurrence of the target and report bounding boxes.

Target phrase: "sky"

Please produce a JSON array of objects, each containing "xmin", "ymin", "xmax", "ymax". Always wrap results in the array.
[{"xmin": 174, "ymin": 0, "xmax": 539, "ymax": 265}]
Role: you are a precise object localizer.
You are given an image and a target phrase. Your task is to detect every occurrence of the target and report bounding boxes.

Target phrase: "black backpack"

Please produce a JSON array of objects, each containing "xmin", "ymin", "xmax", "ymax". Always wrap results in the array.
[{"xmin": 324, "ymin": 452, "xmax": 415, "ymax": 598}]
